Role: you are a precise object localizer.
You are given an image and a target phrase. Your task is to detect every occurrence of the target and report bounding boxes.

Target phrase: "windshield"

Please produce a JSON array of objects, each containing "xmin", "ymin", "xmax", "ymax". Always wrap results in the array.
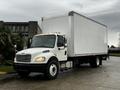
[{"xmin": 31, "ymin": 35, "xmax": 56, "ymax": 48}]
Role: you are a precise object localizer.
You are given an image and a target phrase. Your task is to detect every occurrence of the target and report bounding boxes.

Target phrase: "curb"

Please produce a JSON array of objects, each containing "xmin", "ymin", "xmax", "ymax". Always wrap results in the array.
[
  {"xmin": 0, "ymin": 72, "xmax": 7, "ymax": 75},
  {"xmin": 0, "ymin": 71, "xmax": 16, "ymax": 75}
]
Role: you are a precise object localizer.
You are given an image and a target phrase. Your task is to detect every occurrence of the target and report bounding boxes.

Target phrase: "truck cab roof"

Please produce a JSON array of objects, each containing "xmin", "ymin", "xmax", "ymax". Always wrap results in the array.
[{"xmin": 34, "ymin": 33, "xmax": 64, "ymax": 37}]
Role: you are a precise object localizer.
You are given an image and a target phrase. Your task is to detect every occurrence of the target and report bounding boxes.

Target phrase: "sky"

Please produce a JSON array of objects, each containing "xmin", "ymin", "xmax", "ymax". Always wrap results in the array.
[{"xmin": 0, "ymin": 0, "xmax": 120, "ymax": 47}]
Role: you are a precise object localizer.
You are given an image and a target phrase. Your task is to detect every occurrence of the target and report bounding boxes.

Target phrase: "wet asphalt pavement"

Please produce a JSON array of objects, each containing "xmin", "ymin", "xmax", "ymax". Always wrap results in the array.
[{"xmin": 0, "ymin": 56, "xmax": 120, "ymax": 90}]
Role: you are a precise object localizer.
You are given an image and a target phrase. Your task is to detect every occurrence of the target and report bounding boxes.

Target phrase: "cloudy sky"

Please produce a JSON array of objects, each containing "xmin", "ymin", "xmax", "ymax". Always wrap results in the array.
[{"xmin": 0, "ymin": 0, "xmax": 120, "ymax": 46}]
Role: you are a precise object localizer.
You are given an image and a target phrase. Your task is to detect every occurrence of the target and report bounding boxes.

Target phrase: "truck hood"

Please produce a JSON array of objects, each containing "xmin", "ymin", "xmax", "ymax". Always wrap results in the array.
[{"xmin": 16, "ymin": 48, "xmax": 52, "ymax": 55}]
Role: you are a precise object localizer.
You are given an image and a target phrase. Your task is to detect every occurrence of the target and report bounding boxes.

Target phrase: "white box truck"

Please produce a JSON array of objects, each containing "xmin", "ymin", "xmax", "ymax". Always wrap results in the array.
[{"xmin": 14, "ymin": 11, "xmax": 108, "ymax": 79}]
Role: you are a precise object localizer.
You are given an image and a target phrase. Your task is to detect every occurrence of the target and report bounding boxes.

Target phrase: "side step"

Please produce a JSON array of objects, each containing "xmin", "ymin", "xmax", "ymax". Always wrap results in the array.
[{"xmin": 60, "ymin": 61, "xmax": 73, "ymax": 72}]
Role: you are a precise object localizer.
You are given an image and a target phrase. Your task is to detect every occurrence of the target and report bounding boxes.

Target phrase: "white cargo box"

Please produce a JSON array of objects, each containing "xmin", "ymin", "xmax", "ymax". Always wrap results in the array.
[{"xmin": 42, "ymin": 11, "xmax": 108, "ymax": 57}]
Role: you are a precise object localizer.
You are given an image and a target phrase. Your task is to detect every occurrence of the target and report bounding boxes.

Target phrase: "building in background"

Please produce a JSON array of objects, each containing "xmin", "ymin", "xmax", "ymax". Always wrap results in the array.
[
  {"xmin": 0, "ymin": 21, "xmax": 41, "ymax": 37},
  {"xmin": 0, "ymin": 21, "xmax": 42, "ymax": 49}
]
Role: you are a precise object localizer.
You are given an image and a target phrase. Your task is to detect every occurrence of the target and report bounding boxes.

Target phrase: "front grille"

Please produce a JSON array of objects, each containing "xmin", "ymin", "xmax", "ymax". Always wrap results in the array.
[{"xmin": 16, "ymin": 54, "xmax": 31, "ymax": 62}]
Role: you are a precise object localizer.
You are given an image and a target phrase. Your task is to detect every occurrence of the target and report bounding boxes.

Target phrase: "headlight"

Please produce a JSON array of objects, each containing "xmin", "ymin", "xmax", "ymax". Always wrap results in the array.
[{"xmin": 34, "ymin": 56, "xmax": 46, "ymax": 62}]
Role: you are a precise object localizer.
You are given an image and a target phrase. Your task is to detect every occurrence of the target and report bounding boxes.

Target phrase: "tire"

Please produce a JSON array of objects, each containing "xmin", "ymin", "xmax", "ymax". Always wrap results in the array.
[
  {"xmin": 17, "ymin": 71, "xmax": 30, "ymax": 77},
  {"xmin": 90, "ymin": 57, "xmax": 101, "ymax": 68},
  {"xmin": 99, "ymin": 58, "xmax": 102, "ymax": 66},
  {"xmin": 73, "ymin": 59, "xmax": 80, "ymax": 68},
  {"xmin": 45, "ymin": 60, "xmax": 59, "ymax": 80}
]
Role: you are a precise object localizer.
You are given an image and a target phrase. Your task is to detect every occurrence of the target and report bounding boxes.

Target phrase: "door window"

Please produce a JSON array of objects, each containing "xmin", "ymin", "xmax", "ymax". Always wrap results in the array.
[{"xmin": 57, "ymin": 35, "xmax": 65, "ymax": 47}]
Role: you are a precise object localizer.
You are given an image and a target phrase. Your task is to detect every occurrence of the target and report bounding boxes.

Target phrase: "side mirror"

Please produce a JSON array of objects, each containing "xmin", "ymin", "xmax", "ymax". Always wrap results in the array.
[
  {"xmin": 64, "ymin": 43, "xmax": 67, "ymax": 47},
  {"xmin": 14, "ymin": 44, "xmax": 18, "ymax": 53},
  {"xmin": 14, "ymin": 44, "xmax": 17, "ymax": 48},
  {"xmin": 27, "ymin": 38, "xmax": 32, "ymax": 48}
]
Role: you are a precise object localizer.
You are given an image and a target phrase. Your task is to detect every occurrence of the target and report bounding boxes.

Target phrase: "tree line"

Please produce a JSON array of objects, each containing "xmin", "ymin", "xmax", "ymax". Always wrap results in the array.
[{"xmin": 0, "ymin": 27, "xmax": 24, "ymax": 65}]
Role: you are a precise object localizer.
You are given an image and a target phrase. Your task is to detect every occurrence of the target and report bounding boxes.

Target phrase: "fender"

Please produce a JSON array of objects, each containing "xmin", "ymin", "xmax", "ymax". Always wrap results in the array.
[{"xmin": 47, "ymin": 56, "xmax": 59, "ymax": 64}]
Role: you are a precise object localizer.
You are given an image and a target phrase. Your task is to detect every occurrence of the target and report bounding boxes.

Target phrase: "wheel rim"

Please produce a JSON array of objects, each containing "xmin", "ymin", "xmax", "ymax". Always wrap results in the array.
[
  {"xmin": 49, "ymin": 64, "xmax": 57, "ymax": 77},
  {"xmin": 96, "ymin": 58, "xmax": 100, "ymax": 66}
]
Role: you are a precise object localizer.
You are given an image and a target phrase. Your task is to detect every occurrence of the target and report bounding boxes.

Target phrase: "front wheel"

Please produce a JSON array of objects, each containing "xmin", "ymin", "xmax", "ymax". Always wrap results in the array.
[{"xmin": 44, "ymin": 60, "xmax": 59, "ymax": 80}]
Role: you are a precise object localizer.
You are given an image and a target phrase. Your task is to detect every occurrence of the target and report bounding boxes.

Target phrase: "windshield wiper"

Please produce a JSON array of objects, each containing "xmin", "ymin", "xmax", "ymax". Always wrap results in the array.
[{"xmin": 31, "ymin": 45, "xmax": 50, "ymax": 48}]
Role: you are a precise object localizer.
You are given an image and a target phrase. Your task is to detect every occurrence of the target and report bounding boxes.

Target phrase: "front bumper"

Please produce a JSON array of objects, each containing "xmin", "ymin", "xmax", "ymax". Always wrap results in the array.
[{"xmin": 14, "ymin": 63, "xmax": 46, "ymax": 73}]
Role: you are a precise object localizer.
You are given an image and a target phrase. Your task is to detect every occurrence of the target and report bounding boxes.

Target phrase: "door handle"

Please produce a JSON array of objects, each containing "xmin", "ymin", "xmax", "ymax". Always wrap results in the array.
[{"xmin": 65, "ymin": 51, "xmax": 67, "ymax": 55}]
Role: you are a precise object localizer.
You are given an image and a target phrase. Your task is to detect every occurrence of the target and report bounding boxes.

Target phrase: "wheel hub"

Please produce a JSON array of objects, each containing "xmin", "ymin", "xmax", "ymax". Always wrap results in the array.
[
  {"xmin": 96, "ymin": 58, "xmax": 100, "ymax": 66},
  {"xmin": 49, "ymin": 64, "xmax": 57, "ymax": 76}
]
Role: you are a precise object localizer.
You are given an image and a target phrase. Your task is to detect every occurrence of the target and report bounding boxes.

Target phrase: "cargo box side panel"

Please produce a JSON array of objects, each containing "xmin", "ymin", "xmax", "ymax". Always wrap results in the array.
[
  {"xmin": 42, "ymin": 16, "xmax": 74, "ymax": 56},
  {"xmin": 73, "ymin": 14, "xmax": 107, "ymax": 56},
  {"xmin": 42, "ymin": 16, "xmax": 69, "ymax": 34}
]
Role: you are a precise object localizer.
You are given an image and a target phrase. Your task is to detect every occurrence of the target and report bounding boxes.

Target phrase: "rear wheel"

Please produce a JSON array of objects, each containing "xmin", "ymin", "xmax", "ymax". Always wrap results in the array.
[
  {"xmin": 45, "ymin": 60, "xmax": 59, "ymax": 80},
  {"xmin": 90, "ymin": 57, "xmax": 101, "ymax": 68}
]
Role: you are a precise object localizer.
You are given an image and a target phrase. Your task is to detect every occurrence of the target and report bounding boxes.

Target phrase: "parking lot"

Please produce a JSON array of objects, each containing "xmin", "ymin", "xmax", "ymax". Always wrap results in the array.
[{"xmin": 0, "ymin": 56, "xmax": 120, "ymax": 90}]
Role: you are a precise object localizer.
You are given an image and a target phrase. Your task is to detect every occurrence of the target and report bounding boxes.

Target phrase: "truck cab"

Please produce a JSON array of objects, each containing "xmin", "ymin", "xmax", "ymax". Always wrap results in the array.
[{"xmin": 14, "ymin": 33, "xmax": 67, "ymax": 79}]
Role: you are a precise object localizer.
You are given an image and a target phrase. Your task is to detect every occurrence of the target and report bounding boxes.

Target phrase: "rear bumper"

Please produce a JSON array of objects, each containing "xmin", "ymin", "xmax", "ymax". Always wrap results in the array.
[{"xmin": 14, "ymin": 63, "xmax": 46, "ymax": 73}]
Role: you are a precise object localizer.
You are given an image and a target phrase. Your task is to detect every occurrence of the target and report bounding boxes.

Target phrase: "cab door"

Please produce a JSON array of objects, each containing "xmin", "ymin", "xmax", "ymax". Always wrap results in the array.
[{"xmin": 56, "ymin": 35, "xmax": 67, "ymax": 61}]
